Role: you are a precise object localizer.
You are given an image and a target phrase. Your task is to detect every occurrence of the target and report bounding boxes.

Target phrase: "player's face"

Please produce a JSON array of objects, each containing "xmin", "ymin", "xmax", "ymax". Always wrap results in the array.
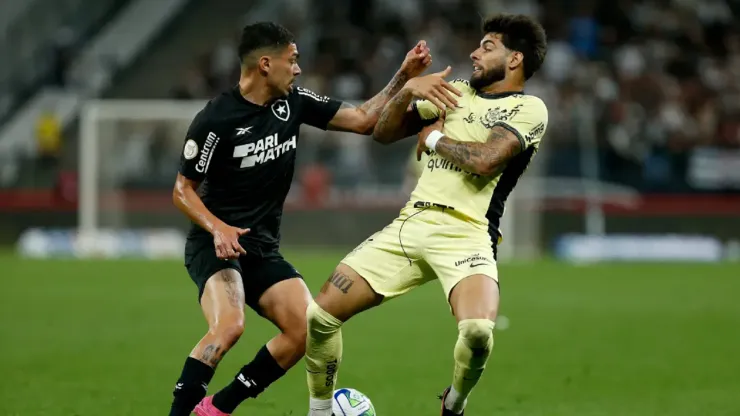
[
  {"xmin": 469, "ymin": 33, "xmax": 509, "ymax": 90},
  {"xmin": 268, "ymin": 43, "xmax": 302, "ymax": 96}
]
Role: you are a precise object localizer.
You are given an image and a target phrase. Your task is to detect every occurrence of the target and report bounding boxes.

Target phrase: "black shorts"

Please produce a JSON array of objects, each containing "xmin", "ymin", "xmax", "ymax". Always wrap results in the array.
[{"xmin": 184, "ymin": 235, "xmax": 302, "ymax": 313}]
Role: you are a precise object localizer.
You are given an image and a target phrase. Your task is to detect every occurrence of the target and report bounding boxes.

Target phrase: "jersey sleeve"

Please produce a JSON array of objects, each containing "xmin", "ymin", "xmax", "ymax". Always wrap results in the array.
[
  {"xmin": 178, "ymin": 112, "xmax": 223, "ymax": 181},
  {"xmin": 493, "ymin": 97, "xmax": 548, "ymax": 150},
  {"xmin": 295, "ymin": 86, "xmax": 343, "ymax": 130},
  {"xmin": 411, "ymin": 98, "xmax": 440, "ymax": 121}
]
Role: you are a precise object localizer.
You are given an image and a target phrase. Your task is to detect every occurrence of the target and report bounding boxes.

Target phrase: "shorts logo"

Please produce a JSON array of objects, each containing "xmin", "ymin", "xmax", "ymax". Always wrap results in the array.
[
  {"xmin": 454, "ymin": 253, "xmax": 489, "ymax": 268},
  {"xmin": 183, "ymin": 139, "xmax": 198, "ymax": 160},
  {"xmin": 271, "ymin": 99, "xmax": 290, "ymax": 121}
]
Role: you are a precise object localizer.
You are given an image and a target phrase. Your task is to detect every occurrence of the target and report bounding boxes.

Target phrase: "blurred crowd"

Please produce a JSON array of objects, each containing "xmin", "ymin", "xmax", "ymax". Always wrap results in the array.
[{"xmin": 171, "ymin": 0, "xmax": 740, "ymax": 193}]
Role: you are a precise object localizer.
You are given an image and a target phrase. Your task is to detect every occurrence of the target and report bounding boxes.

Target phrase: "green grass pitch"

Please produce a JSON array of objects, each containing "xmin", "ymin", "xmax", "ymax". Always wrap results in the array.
[{"xmin": 1, "ymin": 250, "xmax": 739, "ymax": 415}]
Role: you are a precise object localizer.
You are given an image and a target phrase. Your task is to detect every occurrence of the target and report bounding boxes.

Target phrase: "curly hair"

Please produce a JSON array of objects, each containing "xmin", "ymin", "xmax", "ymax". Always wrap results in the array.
[{"xmin": 483, "ymin": 14, "xmax": 547, "ymax": 80}]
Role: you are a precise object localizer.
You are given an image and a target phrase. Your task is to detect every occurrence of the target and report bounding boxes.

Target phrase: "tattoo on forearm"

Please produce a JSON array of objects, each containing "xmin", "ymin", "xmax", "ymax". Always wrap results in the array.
[
  {"xmin": 374, "ymin": 89, "xmax": 415, "ymax": 139},
  {"xmin": 435, "ymin": 127, "xmax": 520, "ymax": 175},
  {"xmin": 200, "ymin": 343, "xmax": 223, "ymax": 366},
  {"xmin": 360, "ymin": 72, "xmax": 408, "ymax": 119},
  {"xmin": 327, "ymin": 270, "xmax": 354, "ymax": 294}
]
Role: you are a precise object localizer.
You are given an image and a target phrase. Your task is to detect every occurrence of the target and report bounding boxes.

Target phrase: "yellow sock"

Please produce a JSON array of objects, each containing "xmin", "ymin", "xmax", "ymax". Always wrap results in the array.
[
  {"xmin": 447, "ymin": 319, "xmax": 496, "ymax": 413},
  {"xmin": 305, "ymin": 300, "xmax": 344, "ymax": 404}
]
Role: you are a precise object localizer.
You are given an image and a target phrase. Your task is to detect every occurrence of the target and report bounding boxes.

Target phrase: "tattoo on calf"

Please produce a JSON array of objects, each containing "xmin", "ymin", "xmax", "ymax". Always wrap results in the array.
[
  {"xmin": 200, "ymin": 344, "xmax": 223, "ymax": 366},
  {"xmin": 328, "ymin": 271, "xmax": 354, "ymax": 294}
]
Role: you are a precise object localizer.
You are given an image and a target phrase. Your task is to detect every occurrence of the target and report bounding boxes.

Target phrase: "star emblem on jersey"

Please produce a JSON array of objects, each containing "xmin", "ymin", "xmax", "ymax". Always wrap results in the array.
[
  {"xmin": 271, "ymin": 99, "xmax": 290, "ymax": 121},
  {"xmin": 235, "ymin": 126, "xmax": 253, "ymax": 136}
]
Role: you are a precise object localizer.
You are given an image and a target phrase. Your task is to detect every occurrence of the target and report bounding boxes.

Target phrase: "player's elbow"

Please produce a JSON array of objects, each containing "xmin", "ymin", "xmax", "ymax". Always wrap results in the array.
[
  {"xmin": 355, "ymin": 118, "xmax": 375, "ymax": 135},
  {"xmin": 372, "ymin": 132, "xmax": 393, "ymax": 145},
  {"xmin": 172, "ymin": 185, "xmax": 184, "ymax": 209},
  {"xmin": 372, "ymin": 125, "xmax": 397, "ymax": 145},
  {"xmin": 477, "ymin": 161, "xmax": 499, "ymax": 177}
]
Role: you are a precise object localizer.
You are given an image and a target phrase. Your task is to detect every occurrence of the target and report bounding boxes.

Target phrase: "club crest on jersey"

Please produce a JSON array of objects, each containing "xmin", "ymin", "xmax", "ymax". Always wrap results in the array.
[
  {"xmin": 479, "ymin": 104, "xmax": 524, "ymax": 129},
  {"xmin": 271, "ymin": 99, "xmax": 290, "ymax": 121}
]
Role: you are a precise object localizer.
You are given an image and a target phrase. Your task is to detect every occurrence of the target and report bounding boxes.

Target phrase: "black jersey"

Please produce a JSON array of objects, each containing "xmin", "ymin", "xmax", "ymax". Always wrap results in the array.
[{"xmin": 178, "ymin": 85, "xmax": 342, "ymax": 252}]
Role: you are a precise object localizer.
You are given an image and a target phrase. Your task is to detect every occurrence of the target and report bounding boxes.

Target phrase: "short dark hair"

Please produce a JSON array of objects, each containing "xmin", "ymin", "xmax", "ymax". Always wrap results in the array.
[
  {"xmin": 483, "ymin": 14, "xmax": 547, "ymax": 80},
  {"xmin": 238, "ymin": 22, "xmax": 295, "ymax": 65}
]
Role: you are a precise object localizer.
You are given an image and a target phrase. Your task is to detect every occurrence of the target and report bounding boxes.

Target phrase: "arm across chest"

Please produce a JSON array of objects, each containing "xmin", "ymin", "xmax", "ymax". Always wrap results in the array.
[{"xmin": 445, "ymin": 101, "xmax": 527, "ymax": 143}]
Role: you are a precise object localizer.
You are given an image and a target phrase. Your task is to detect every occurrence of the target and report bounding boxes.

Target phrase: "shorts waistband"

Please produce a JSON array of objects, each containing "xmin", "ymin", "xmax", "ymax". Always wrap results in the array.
[{"xmin": 413, "ymin": 200, "xmax": 456, "ymax": 211}]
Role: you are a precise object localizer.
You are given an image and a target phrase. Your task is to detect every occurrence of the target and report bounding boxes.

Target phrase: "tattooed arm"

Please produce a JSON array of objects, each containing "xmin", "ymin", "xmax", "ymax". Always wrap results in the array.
[
  {"xmin": 326, "ymin": 72, "xmax": 410, "ymax": 135},
  {"xmin": 432, "ymin": 125, "xmax": 524, "ymax": 176},
  {"xmin": 373, "ymin": 66, "xmax": 462, "ymax": 144},
  {"xmin": 371, "ymin": 89, "xmax": 426, "ymax": 144}
]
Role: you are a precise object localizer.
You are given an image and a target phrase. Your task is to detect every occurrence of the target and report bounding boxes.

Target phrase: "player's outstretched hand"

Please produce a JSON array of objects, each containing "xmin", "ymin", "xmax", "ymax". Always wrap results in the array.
[
  {"xmin": 403, "ymin": 66, "xmax": 462, "ymax": 112},
  {"xmin": 399, "ymin": 40, "xmax": 433, "ymax": 79},
  {"xmin": 212, "ymin": 224, "xmax": 250, "ymax": 260},
  {"xmin": 417, "ymin": 110, "xmax": 446, "ymax": 161}
]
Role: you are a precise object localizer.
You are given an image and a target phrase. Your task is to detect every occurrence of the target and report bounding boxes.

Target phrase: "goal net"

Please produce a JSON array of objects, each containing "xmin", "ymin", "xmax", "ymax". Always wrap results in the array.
[{"xmin": 76, "ymin": 99, "xmax": 551, "ymax": 260}]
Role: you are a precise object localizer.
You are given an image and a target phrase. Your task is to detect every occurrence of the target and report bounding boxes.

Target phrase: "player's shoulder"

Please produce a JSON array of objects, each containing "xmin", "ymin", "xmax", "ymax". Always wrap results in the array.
[
  {"xmin": 192, "ymin": 90, "xmax": 235, "ymax": 123},
  {"xmin": 514, "ymin": 93, "xmax": 547, "ymax": 109},
  {"xmin": 511, "ymin": 94, "xmax": 548, "ymax": 119}
]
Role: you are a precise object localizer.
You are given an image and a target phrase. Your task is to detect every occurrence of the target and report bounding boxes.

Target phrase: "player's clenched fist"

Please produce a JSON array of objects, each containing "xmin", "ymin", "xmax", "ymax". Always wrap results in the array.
[
  {"xmin": 403, "ymin": 66, "xmax": 462, "ymax": 111},
  {"xmin": 212, "ymin": 224, "xmax": 250, "ymax": 260},
  {"xmin": 399, "ymin": 40, "xmax": 433, "ymax": 79}
]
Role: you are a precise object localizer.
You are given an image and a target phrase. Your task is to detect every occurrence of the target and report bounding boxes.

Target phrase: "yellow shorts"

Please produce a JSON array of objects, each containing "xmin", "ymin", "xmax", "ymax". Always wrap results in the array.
[{"xmin": 341, "ymin": 204, "xmax": 498, "ymax": 303}]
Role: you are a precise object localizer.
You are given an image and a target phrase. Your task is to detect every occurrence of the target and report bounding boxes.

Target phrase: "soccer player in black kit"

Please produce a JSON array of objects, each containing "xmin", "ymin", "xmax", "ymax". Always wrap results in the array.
[{"xmin": 169, "ymin": 22, "xmax": 432, "ymax": 416}]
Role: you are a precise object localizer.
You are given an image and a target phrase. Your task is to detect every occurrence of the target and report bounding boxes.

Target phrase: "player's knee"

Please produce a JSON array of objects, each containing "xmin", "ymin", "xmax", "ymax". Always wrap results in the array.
[
  {"xmin": 283, "ymin": 316, "xmax": 308, "ymax": 353},
  {"xmin": 458, "ymin": 319, "xmax": 495, "ymax": 350},
  {"xmin": 306, "ymin": 300, "xmax": 343, "ymax": 338},
  {"xmin": 211, "ymin": 318, "xmax": 245, "ymax": 346}
]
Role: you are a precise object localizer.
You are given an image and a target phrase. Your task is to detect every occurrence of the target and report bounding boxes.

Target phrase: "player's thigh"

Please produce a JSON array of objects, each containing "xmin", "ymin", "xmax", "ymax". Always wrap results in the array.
[
  {"xmin": 424, "ymin": 229, "xmax": 498, "ymax": 317},
  {"xmin": 241, "ymin": 252, "xmax": 305, "ymax": 317},
  {"xmin": 314, "ymin": 262, "xmax": 385, "ymax": 322},
  {"xmin": 448, "ymin": 274, "xmax": 500, "ymax": 321},
  {"xmin": 257, "ymin": 276, "xmax": 312, "ymax": 336},
  {"xmin": 339, "ymin": 222, "xmax": 433, "ymax": 305},
  {"xmin": 184, "ymin": 235, "xmax": 245, "ymax": 325},
  {"xmin": 200, "ymin": 269, "xmax": 247, "ymax": 330}
]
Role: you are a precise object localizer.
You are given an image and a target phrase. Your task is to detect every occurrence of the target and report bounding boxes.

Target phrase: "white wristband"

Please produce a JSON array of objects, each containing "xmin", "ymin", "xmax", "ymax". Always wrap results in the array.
[{"xmin": 425, "ymin": 130, "xmax": 444, "ymax": 152}]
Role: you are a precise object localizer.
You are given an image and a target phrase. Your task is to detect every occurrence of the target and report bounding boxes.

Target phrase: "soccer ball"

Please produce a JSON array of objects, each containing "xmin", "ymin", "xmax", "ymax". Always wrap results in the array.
[{"xmin": 332, "ymin": 388, "xmax": 376, "ymax": 415}]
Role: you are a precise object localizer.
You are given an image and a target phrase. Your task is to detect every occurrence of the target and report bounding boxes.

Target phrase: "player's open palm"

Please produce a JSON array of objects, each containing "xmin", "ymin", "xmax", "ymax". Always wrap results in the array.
[
  {"xmin": 417, "ymin": 110, "xmax": 446, "ymax": 161},
  {"xmin": 404, "ymin": 66, "xmax": 462, "ymax": 111},
  {"xmin": 400, "ymin": 40, "xmax": 433, "ymax": 79},
  {"xmin": 213, "ymin": 224, "xmax": 250, "ymax": 260}
]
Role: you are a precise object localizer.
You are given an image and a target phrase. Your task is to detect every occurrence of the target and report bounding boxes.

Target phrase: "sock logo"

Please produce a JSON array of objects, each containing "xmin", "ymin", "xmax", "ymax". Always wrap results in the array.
[
  {"xmin": 325, "ymin": 359, "xmax": 338, "ymax": 387},
  {"xmin": 238, "ymin": 373, "xmax": 257, "ymax": 389},
  {"xmin": 201, "ymin": 382, "xmax": 208, "ymax": 391},
  {"xmin": 175, "ymin": 382, "xmax": 183, "ymax": 390}
]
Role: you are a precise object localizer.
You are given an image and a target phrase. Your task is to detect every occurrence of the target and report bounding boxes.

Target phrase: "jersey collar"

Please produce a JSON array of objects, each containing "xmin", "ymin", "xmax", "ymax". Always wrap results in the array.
[
  {"xmin": 476, "ymin": 90, "xmax": 523, "ymax": 99},
  {"xmin": 231, "ymin": 85, "xmax": 288, "ymax": 108}
]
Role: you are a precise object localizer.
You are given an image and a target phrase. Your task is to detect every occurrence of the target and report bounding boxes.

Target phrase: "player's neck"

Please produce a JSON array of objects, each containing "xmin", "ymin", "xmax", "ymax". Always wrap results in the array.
[
  {"xmin": 479, "ymin": 78, "xmax": 524, "ymax": 95},
  {"xmin": 237, "ymin": 76, "xmax": 277, "ymax": 107}
]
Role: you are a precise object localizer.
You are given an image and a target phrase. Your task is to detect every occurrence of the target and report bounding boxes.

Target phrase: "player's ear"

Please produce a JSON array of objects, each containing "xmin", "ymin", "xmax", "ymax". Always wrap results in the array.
[
  {"xmin": 258, "ymin": 55, "xmax": 271, "ymax": 73},
  {"xmin": 508, "ymin": 51, "xmax": 524, "ymax": 71}
]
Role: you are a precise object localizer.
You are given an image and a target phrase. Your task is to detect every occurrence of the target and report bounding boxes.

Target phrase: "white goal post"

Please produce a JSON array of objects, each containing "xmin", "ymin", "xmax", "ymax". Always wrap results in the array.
[{"xmin": 79, "ymin": 99, "xmax": 207, "ymax": 235}]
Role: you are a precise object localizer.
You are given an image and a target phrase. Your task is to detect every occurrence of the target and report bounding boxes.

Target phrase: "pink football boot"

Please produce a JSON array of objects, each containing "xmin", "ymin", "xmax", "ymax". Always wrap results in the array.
[{"xmin": 193, "ymin": 396, "xmax": 230, "ymax": 416}]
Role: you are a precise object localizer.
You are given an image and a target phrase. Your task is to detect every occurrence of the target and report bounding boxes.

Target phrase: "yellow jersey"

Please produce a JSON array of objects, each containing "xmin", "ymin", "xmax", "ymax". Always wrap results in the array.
[{"xmin": 409, "ymin": 79, "xmax": 548, "ymax": 241}]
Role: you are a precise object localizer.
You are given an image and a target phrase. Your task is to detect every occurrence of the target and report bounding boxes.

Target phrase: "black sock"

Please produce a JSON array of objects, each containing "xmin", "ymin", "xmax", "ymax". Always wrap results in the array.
[
  {"xmin": 211, "ymin": 345, "xmax": 286, "ymax": 413},
  {"xmin": 169, "ymin": 357, "xmax": 215, "ymax": 416}
]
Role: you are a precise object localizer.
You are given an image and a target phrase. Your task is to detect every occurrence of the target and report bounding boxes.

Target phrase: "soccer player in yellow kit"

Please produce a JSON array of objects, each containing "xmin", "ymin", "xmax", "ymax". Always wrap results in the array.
[{"xmin": 305, "ymin": 14, "xmax": 548, "ymax": 416}]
